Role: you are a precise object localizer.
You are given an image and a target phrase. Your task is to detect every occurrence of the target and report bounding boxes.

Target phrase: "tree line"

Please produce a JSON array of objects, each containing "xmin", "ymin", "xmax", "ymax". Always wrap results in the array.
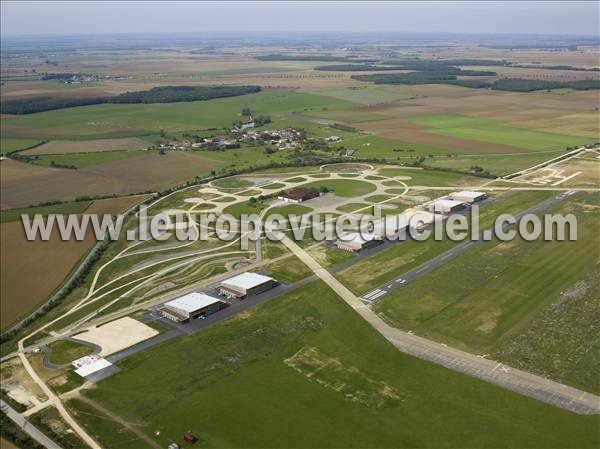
[{"xmin": 1, "ymin": 85, "xmax": 262, "ymax": 114}]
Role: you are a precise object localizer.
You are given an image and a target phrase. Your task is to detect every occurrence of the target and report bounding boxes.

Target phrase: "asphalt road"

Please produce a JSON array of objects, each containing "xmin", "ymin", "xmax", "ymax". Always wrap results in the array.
[{"xmin": 1, "ymin": 400, "xmax": 61, "ymax": 449}]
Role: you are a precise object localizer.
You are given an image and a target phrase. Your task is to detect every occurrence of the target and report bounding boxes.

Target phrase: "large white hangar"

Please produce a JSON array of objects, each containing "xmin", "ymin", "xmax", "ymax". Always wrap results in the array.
[
  {"xmin": 449, "ymin": 191, "xmax": 488, "ymax": 203},
  {"xmin": 161, "ymin": 292, "xmax": 226, "ymax": 323},
  {"xmin": 424, "ymin": 199, "xmax": 466, "ymax": 215},
  {"xmin": 218, "ymin": 272, "xmax": 277, "ymax": 299}
]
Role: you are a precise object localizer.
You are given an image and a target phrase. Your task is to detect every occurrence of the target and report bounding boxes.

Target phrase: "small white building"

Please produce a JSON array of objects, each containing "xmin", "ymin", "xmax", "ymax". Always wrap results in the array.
[
  {"xmin": 424, "ymin": 199, "xmax": 466, "ymax": 215},
  {"xmin": 336, "ymin": 232, "xmax": 382, "ymax": 252},
  {"xmin": 218, "ymin": 272, "xmax": 277, "ymax": 299},
  {"xmin": 161, "ymin": 292, "xmax": 226, "ymax": 323},
  {"xmin": 449, "ymin": 191, "xmax": 488, "ymax": 203}
]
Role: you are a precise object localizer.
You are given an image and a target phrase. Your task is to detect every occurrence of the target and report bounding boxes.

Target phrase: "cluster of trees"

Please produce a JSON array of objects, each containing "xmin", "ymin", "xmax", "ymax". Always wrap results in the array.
[
  {"xmin": 1, "ymin": 414, "xmax": 45, "ymax": 449},
  {"xmin": 1, "ymin": 85, "xmax": 262, "ymax": 115},
  {"xmin": 352, "ymin": 72, "xmax": 600, "ymax": 92},
  {"xmin": 40, "ymin": 72, "xmax": 87, "ymax": 80}
]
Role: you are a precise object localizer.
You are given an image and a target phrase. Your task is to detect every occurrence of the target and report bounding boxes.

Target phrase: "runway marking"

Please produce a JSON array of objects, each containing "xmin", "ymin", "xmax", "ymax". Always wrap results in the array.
[{"xmin": 363, "ymin": 289, "xmax": 384, "ymax": 300}]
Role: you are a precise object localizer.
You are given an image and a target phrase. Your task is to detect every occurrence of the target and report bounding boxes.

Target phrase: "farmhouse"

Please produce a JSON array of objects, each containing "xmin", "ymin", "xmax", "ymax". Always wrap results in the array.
[
  {"xmin": 278, "ymin": 187, "xmax": 321, "ymax": 203},
  {"xmin": 449, "ymin": 191, "xmax": 488, "ymax": 203},
  {"xmin": 336, "ymin": 232, "xmax": 382, "ymax": 252},
  {"xmin": 160, "ymin": 292, "xmax": 226, "ymax": 323},
  {"xmin": 424, "ymin": 199, "xmax": 466, "ymax": 214},
  {"xmin": 218, "ymin": 272, "xmax": 277, "ymax": 299}
]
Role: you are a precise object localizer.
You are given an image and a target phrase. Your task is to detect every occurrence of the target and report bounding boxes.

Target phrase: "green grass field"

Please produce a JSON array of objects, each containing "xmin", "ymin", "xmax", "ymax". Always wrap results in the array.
[
  {"xmin": 301, "ymin": 179, "xmax": 376, "ymax": 197},
  {"xmin": 0, "ymin": 137, "xmax": 43, "ymax": 153},
  {"xmin": 373, "ymin": 194, "xmax": 599, "ymax": 393},
  {"xmin": 74, "ymin": 281, "xmax": 599, "ymax": 448},
  {"xmin": 48, "ymin": 340, "xmax": 94, "ymax": 365},
  {"xmin": 29, "ymin": 150, "xmax": 147, "ymax": 168},
  {"xmin": 409, "ymin": 113, "xmax": 586, "ymax": 151},
  {"xmin": 268, "ymin": 204, "xmax": 313, "ymax": 216}
]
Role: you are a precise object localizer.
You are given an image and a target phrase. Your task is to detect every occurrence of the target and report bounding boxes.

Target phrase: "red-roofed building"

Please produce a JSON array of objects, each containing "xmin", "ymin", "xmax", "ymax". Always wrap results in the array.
[{"xmin": 277, "ymin": 187, "xmax": 321, "ymax": 203}]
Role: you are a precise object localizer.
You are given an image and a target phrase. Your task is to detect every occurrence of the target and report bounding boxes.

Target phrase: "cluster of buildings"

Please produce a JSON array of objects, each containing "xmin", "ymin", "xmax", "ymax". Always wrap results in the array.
[
  {"xmin": 241, "ymin": 127, "xmax": 303, "ymax": 150},
  {"xmin": 334, "ymin": 191, "xmax": 487, "ymax": 253},
  {"xmin": 159, "ymin": 273, "xmax": 277, "ymax": 324},
  {"xmin": 162, "ymin": 135, "xmax": 239, "ymax": 151}
]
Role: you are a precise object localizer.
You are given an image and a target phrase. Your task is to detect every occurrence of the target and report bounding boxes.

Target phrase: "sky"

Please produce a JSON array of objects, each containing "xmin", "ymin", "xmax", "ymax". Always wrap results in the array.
[{"xmin": 1, "ymin": 1, "xmax": 598, "ymax": 37}]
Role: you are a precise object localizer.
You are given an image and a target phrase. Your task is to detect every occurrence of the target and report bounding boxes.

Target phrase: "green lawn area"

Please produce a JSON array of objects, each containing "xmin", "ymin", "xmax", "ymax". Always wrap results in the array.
[
  {"xmin": 408, "ymin": 113, "xmax": 586, "ymax": 151},
  {"xmin": 29, "ymin": 150, "xmax": 147, "ymax": 168},
  {"xmin": 76, "ymin": 281, "xmax": 599, "ymax": 448},
  {"xmin": 283, "ymin": 176, "xmax": 307, "ymax": 183},
  {"xmin": 4, "ymin": 90, "xmax": 355, "ymax": 138},
  {"xmin": 268, "ymin": 204, "xmax": 313, "ymax": 216},
  {"xmin": 1, "ymin": 200, "xmax": 91, "ymax": 223},
  {"xmin": 222, "ymin": 200, "xmax": 268, "ymax": 219},
  {"xmin": 212, "ymin": 177, "xmax": 255, "ymax": 189},
  {"xmin": 48, "ymin": 340, "xmax": 94, "ymax": 365},
  {"xmin": 261, "ymin": 182, "xmax": 286, "ymax": 190},
  {"xmin": 301, "ymin": 179, "xmax": 376, "ymax": 197},
  {"xmin": 337, "ymin": 202, "xmax": 370, "ymax": 213},
  {"xmin": 264, "ymin": 254, "xmax": 313, "ymax": 283},
  {"xmin": 365, "ymin": 194, "xmax": 394, "ymax": 203},
  {"xmin": 425, "ymin": 150, "xmax": 566, "ymax": 177},
  {"xmin": 378, "ymin": 168, "xmax": 486, "ymax": 187},
  {"xmin": 373, "ymin": 193, "xmax": 599, "ymax": 394}
]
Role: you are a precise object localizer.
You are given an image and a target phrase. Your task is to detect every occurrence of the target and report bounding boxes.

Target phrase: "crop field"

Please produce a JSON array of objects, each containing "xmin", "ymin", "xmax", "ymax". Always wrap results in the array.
[
  {"xmin": 0, "ymin": 152, "xmax": 223, "ymax": 208},
  {"xmin": 72, "ymin": 281, "xmax": 599, "ymax": 448},
  {"xmin": 28, "ymin": 149, "xmax": 148, "ymax": 168},
  {"xmin": 21, "ymin": 137, "xmax": 149, "ymax": 155},
  {"xmin": 372, "ymin": 194, "xmax": 599, "ymax": 393},
  {"xmin": 308, "ymin": 84, "xmax": 419, "ymax": 105},
  {"xmin": 407, "ymin": 113, "xmax": 586, "ymax": 151},
  {"xmin": 0, "ymin": 221, "xmax": 95, "ymax": 328}
]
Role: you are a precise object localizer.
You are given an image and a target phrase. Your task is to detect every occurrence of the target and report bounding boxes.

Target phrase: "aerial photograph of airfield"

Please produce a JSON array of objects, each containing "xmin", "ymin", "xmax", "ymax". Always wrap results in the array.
[{"xmin": 0, "ymin": 2, "xmax": 599, "ymax": 449}]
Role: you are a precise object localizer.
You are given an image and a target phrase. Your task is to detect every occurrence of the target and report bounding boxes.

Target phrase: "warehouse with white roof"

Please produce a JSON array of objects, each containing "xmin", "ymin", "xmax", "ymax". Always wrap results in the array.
[
  {"xmin": 161, "ymin": 292, "xmax": 226, "ymax": 323},
  {"xmin": 424, "ymin": 198, "xmax": 466, "ymax": 214},
  {"xmin": 218, "ymin": 272, "xmax": 277, "ymax": 299},
  {"xmin": 336, "ymin": 232, "xmax": 382, "ymax": 252},
  {"xmin": 449, "ymin": 191, "xmax": 488, "ymax": 203}
]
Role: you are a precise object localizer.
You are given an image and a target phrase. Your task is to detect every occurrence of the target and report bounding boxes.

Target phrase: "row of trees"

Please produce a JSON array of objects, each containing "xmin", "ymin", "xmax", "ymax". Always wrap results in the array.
[{"xmin": 1, "ymin": 85, "xmax": 262, "ymax": 115}]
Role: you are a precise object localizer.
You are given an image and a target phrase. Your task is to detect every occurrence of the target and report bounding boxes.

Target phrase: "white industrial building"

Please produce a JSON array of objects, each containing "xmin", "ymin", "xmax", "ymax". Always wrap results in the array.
[
  {"xmin": 72, "ymin": 355, "xmax": 114, "ymax": 378},
  {"xmin": 161, "ymin": 292, "xmax": 226, "ymax": 323},
  {"xmin": 218, "ymin": 272, "xmax": 277, "ymax": 299},
  {"xmin": 336, "ymin": 232, "xmax": 382, "ymax": 252},
  {"xmin": 449, "ymin": 191, "xmax": 488, "ymax": 203},
  {"xmin": 424, "ymin": 199, "xmax": 466, "ymax": 214}
]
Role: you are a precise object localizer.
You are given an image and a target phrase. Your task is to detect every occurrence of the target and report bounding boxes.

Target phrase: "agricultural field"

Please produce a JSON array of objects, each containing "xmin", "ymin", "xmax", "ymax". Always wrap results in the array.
[{"xmin": 21, "ymin": 137, "xmax": 149, "ymax": 155}]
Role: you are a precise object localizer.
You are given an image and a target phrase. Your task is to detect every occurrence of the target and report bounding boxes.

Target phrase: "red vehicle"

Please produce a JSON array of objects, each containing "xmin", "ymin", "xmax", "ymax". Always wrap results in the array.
[{"xmin": 183, "ymin": 433, "xmax": 196, "ymax": 443}]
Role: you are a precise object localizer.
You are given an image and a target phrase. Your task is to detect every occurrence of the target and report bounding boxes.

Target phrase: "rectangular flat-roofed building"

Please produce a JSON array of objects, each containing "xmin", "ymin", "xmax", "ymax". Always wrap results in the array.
[
  {"xmin": 424, "ymin": 199, "xmax": 466, "ymax": 214},
  {"xmin": 336, "ymin": 232, "xmax": 382, "ymax": 252},
  {"xmin": 449, "ymin": 191, "xmax": 488, "ymax": 203},
  {"xmin": 161, "ymin": 292, "xmax": 226, "ymax": 323},
  {"xmin": 218, "ymin": 272, "xmax": 277, "ymax": 299}
]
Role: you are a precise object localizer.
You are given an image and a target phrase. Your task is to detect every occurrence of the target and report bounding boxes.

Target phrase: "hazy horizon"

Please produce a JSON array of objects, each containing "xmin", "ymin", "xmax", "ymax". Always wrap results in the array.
[{"xmin": 1, "ymin": 1, "xmax": 598, "ymax": 37}]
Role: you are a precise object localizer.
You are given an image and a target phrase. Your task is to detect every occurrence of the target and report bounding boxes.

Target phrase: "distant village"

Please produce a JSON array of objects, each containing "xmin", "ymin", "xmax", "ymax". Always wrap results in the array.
[{"xmin": 156, "ymin": 113, "xmax": 343, "ymax": 152}]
